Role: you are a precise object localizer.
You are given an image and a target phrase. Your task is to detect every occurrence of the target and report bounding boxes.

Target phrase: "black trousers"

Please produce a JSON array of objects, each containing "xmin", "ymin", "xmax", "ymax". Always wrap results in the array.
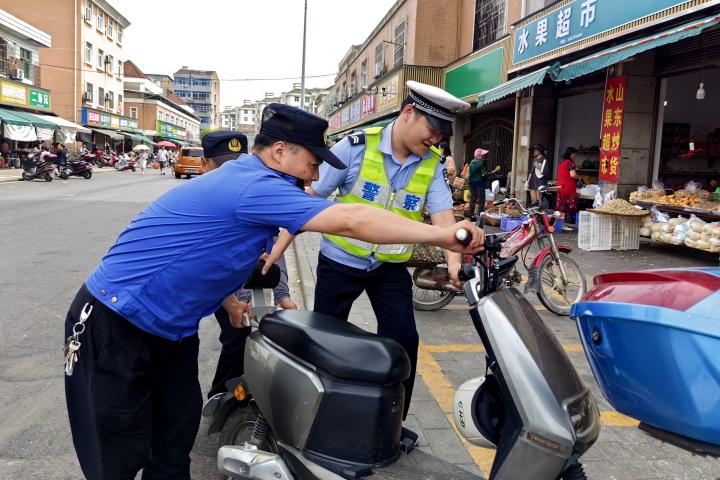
[
  {"xmin": 313, "ymin": 253, "xmax": 417, "ymax": 419},
  {"xmin": 64, "ymin": 285, "xmax": 202, "ymax": 480},
  {"xmin": 469, "ymin": 186, "xmax": 486, "ymax": 217},
  {"xmin": 208, "ymin": 306, "xmax": 251, "ymax": 399}
]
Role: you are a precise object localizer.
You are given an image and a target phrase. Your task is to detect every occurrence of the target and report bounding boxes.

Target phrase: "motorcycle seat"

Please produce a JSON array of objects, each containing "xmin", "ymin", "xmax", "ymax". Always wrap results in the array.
[{"xmin": 260, "ymin": 310, "xmax": 411, "ymax": 384}]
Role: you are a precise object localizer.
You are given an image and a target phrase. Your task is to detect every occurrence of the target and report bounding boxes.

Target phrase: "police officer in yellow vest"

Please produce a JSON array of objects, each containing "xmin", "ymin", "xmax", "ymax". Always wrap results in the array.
[{"xmin": 308, "ymin": 81, "xmax": 471, "ymax": 423}]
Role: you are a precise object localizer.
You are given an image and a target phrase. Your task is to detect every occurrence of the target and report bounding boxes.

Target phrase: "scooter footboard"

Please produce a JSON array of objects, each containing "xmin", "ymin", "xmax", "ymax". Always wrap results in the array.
[{"xmin": 372, "ymin": 449, "xmax": 482, "ymax": 480}]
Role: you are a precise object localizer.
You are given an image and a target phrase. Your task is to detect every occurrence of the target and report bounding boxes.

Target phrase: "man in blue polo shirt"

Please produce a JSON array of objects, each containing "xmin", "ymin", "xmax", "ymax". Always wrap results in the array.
[{"xmin": 64, "ymin": 103, "xmax": 484, "ymax": 480}]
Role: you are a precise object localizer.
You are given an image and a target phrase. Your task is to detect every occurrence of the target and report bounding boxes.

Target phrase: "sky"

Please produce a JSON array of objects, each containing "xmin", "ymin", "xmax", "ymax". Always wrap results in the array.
[{"xmin": 120, "ymin": 0, "xmax": 397, "ymax": 108}]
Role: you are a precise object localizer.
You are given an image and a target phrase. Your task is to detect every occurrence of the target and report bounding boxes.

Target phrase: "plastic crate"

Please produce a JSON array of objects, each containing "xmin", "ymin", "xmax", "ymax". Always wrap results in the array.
[
  {"xmin": 611, "ymin": 216, "xmax": 642, "ymax": 250},
  {"xmin": 578, "ymin": 211, "xmax": 612, "ymax": 251},
  {"xmin": 500, "ymin": 215, "xmax": 528, "ymax": 232}
]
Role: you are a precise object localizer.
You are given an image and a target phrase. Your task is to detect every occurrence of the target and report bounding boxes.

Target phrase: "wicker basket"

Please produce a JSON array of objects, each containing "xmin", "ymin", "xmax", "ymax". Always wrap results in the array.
[{"xmin": 452, "ymin": 177, "xmax": 467, "ymax": 190}]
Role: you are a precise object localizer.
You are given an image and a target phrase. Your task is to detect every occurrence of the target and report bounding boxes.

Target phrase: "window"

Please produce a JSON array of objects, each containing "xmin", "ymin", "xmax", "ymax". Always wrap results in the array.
[
  {"xmin": 84, "ymin": 1, "xmax": 92, "ymax": 22},
  {"xmin": 473, "ymin": 0, "xmax": 506, "ymax": 51},
  {"xmin": 107, "ymin": 91, "xmax": 114, "ymax": 109},
  {"xmin": 118, "ymin": 94, "xmax": 122, "ymax": 112},
  {"xmin": 20, "ymin": 48, "xmax": 31, "ymax": 79},
  {"xmin": 107, "ymin": 19, "xmax": 113, "ymax": 38},
  {"xmin": 360, "ymin": 60, "xmax": 368, "ymax": 89},
  {"xmin": 117, "ymin": 26, "xmax": 123, "ymax": 43},
  {"xmin": 350, "ymin": 71, "xmax": 357, "ymax": 97},
  {"xmin": 106, "ymin": 54, "xmax": 113, "ymax": 73},
  {"xmin": 85, "ymin": 82, "xmax": 93, "ymax": 102},
  {"xmin": 96, "ymin": 10, "xmax": 104, "ymax": 31},
  {"xmin": 293, "ymin": 96, "xmax": 300, "ymax": 102},
  {"xmin": 525, "ymin": 0, "xmax": 553, "ymax": 16},
  {"xmin": 393, "ymin": 20, "xmax": 405, "ymax": 66},
  {"xmin": 85, "ymin": 42, "xmax": 92, "ymax": 64},
  {"xmin": 98, "ymin": 87, "xmax": 105, "ymax": 107},
  {"xmin": 117, "ymin": 60, "xmax": 122, "ymax": 76},
  {"xmin": 374, "ymin": 43, "xmax": 385, "ymax": 78},
  {"xmin": 97, "ymin": 48, "xmax": 104, "ymax": 69}
]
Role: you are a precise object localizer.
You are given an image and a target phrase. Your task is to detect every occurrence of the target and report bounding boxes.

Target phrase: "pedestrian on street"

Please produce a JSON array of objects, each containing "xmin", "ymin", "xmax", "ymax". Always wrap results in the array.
[
  {"xmin": 157, "ymin": 146, "xmax": 168, "ymax": 175},
  {"xmin": 526, "ymin": 144, "xmax": 549, "ymax": 205},
  {"xmin": 63, "ymin": 102, "xmax": 483, "ymax": 480},
  {"xmin": 556, "ymin": 147, "xmax": 579, "ymax": 230},
  {"xmin": 138, "ymin": 148, "xmax": 148, "ymax": 174},
  {"xmin": 466, "ymin": 148, "xmax": 497, "ymax": 220},
  {"xmin": 439, "ymin": 141, "xmax": 456, "ymax": 186},
  {"xmin": 305, "ymin": 81, "xmax": 471, "ymax": 426}
]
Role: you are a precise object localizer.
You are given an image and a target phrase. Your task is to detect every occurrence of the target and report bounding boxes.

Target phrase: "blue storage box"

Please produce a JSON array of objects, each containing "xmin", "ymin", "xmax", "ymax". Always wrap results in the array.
[
  {"xmin": 500, "ymin": 215, "xmax": 528, "ymax": 232},
  {"xmin": 571, "ymin": 268, "xmax": 720, "ymax": 446}
]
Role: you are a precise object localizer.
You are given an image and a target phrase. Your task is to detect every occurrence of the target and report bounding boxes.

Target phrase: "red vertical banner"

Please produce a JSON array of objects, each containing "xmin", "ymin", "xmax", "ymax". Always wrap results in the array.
[{"xmin": 598, "ymin": 75, "xmax": 627, "ymax": 183}]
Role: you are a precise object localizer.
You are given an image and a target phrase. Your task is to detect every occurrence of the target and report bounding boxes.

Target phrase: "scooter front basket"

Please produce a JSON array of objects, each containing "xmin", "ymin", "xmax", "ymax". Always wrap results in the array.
[{"xmin": 571, "ymin": 268, "xmax": 720, "ymax": 447}]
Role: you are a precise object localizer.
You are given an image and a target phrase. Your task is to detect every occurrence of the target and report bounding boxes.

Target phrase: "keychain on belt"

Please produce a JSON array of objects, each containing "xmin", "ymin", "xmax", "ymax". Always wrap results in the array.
[{"xmin": 64, "ymin": 302, "xmax": 93, "ymax": 376}]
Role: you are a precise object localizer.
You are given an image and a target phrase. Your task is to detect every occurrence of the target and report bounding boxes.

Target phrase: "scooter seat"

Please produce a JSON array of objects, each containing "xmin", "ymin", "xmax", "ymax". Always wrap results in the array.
[{"xmin": 260, "ymin": 310, "xmax": 411, "ymax": 384}]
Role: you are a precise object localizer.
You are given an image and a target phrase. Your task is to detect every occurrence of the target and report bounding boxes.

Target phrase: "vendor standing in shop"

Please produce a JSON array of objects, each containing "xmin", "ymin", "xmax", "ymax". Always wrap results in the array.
[
  {"xmin": 556, "ymin": 147, "xmax": 579, "ymax": 231},
  {"xmin": 526, "ymin": 144, "xmax": 549, "ymax": 205}
]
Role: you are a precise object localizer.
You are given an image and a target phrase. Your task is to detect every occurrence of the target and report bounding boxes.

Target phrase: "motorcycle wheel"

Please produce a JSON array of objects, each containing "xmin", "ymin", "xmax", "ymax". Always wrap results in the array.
[
  {"xmin": 219, "ymin": 402, "xmax": 280, "ymax": 455},
  {"xmin": 82, "ymin": 170, "xmax": 92, "ymax": 179},
  {"xmin": 536, "ymin": 253, "xmax": 586, "ymax": 316},
  {"xmin": 131, "ymin": 167, "xmax": 136, "ymax": 172},
  {"xmin": 44, "ymin": 173, "xmax": 52, "ymax": 182},
  {"xmin": 411, "ymin": 266, "xmax": 456, "ymax": 311},
  {"xmin": 21, "ymin": 172, "xmax": 29, "ymax": 181},
  {"xmin": 61, "ymin": 171, "xmax": 69, "ymax": 180}
]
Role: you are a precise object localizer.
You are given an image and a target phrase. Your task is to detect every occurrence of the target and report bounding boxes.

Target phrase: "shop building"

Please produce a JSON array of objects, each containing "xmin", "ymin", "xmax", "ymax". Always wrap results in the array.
[
  {"xmin": 173, "ymin": 67, "xmax": 220, "ymax": 130},
  {"xmin": 123, "ymin": 61, "xmax": 200, "ymax": 147}
]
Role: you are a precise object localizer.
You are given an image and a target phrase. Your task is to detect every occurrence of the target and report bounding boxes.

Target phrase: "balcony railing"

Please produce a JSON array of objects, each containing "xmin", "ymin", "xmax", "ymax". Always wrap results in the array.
[{"xmin": 0, "ymin": 48, "xmax": 39, "ymax": 86}]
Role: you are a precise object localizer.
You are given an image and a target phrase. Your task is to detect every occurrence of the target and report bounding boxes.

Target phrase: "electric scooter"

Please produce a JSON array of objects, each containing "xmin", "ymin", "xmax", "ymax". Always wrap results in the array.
[{"xmin": 203, "ymin": 230, "xmax": 601, "ymax": 480}]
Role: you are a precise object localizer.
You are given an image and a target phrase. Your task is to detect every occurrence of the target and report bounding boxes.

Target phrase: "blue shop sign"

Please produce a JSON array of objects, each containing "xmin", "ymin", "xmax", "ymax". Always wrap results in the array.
[{"xmin": 513, "ymin": 0, "xmax": 686, "ymax": 64}]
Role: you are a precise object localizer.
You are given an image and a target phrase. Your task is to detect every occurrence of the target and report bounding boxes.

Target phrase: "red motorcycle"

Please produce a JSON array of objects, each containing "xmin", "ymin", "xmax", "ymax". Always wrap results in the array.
[{"xmin": 411, "ymin": 185, "xmax": 585, "ymax": 315}]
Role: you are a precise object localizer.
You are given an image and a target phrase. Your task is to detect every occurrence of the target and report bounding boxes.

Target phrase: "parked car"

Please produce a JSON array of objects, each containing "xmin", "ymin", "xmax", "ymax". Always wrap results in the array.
[{"xmin": 173, "ymin": 147, "xmax": 204, "ymax": 179}]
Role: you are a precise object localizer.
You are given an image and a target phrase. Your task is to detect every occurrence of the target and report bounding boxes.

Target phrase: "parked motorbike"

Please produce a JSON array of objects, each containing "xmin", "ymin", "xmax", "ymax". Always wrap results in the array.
[
  {"xmin": 411, "ymin": 184, "xmax": 585, "ymax": 316},
  {"xmin": 58, "ymin": 157, "xmax": 94, "ymax": 179},
  {"xmin": 92, "ymin": 152, "xmax": 114, "ymax": 168},
  {"xmin": 21, "ymin": 153, "xmax": 55, "ymax": 182},
  {"xmin": 202, "ymin": 231, "xmax": 601, "ymax": 480},
  {"xmin": 114, "ymin": 156, "xmax": 136, "ymax": 172}
]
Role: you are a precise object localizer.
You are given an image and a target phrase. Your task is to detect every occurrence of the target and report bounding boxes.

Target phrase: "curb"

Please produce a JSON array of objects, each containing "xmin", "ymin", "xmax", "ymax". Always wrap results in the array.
[{"xmin": 0, "ymin": 167, "xmax": 118, "ymax": 184}]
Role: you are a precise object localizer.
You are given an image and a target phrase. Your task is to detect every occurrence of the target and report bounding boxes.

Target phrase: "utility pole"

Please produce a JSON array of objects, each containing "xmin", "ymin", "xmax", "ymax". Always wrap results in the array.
[{"xmin": 300, "ymin": 0, "xmax": 308, "ymax": 111}]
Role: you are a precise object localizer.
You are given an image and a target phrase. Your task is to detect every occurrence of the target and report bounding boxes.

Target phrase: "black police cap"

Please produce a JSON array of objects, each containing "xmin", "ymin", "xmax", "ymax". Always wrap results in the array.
[
  {"xmin": 201, "ymin": 130, "xmax": 248, "ymax": 164},
  {"xmin": 259, "ymin": 103, "xmax": 345, "ymax": 169}
]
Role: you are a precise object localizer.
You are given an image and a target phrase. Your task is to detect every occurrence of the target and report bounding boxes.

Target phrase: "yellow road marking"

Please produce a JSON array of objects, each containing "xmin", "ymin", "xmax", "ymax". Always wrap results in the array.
[
  {"xmin": 416, "ymin": 343, "xmax": 638, "ymax": 473},
  {"xmin": 423, "ymin": 343, "xmax": 584, "ymax": 353}
]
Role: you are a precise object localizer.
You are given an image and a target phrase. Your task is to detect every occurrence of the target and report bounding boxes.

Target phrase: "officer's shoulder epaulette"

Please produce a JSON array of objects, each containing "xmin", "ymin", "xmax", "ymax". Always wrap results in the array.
[{"xmin": 346, "ymin": 131, "xmax": 365, "ymax": 146}]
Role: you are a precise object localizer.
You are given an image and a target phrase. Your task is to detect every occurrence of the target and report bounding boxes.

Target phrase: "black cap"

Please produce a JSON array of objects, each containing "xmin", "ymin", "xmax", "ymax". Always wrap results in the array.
[
  {"xmin": 201, "ymin": 130, "xmax": 248, "ymax": 164},
  {"xmin": 259, "ymin": 103, "xmax": 345, "ymax": 169}
]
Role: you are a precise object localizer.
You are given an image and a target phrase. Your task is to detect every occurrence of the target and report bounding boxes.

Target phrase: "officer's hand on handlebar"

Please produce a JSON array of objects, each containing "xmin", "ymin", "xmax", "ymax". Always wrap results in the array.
[{"xmin": 441, "ymin": 220, "xmax": 484, "ymax": 254}]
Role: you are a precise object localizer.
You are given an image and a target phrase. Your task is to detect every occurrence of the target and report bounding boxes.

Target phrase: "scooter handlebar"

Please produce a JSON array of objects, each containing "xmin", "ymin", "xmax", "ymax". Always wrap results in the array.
[{"xmin": 456, "ymin": 228, "xmax": 471, "ymax": 247}]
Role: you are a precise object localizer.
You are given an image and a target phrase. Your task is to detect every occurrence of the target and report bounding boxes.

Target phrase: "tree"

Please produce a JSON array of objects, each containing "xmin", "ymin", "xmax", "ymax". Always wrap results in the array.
[{"xmin": 200, "ymin": 128, "xmax": 219, "ymax": 140}]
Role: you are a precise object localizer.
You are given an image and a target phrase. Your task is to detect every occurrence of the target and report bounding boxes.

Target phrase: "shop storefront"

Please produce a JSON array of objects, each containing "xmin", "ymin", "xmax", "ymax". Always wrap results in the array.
[{"xmin": 82, "ymin": 107, "xmax": 140, "ymax": 151}]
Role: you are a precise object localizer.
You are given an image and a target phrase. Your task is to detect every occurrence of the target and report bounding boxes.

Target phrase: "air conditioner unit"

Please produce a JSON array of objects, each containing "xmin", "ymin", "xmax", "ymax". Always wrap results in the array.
[
  {"xmin": 83, "ymin": 92, "xmax": 93, "ymax": 102},
  {"xmin": 104, "ymin": 55, "xmax": 111, "ymax": 65},
  {"xmin": 11, "ymin": 69, "xmax": 24, "ymax": 80}
]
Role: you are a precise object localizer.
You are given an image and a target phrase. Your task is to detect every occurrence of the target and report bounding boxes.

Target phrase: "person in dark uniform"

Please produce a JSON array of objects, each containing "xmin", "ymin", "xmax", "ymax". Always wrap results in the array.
[
  {"xmin": 64, "ymin": 103, "xmax": 484, "ymax": 479},
  {"xmin": 307, "ymin": 81, "xmax": 471, "ymax": 424},
  {"xmin": 198, "ymin": 130, "xmax": 297, "ymax": 399}
]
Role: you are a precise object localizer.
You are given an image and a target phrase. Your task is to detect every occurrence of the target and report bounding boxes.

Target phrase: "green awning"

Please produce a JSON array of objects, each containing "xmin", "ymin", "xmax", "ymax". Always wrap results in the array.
[
  {"xmin": 175, "ymin": 140, "xmax": 190, "ymax": 146},
  {"xmin": 476, "ymin": 63, "xmax": 560, "ymax": 108},
  {"xmin": 0, "ymin": 107, "xmax": 32, "ymax": 126},
  {"xmin": 556, "ymin": 14, "xmax": 720, "ymax": 82},
  {"xmin": 90, "ymin": 127, "xmax": 124, "ymax": 141},
  {"xmin": 120, "ymin": 131, "xmax": 156, "ymax": 145},
  {"xmin": 7, "ymin": 110, "xmax": 56, "ymax": 130}
]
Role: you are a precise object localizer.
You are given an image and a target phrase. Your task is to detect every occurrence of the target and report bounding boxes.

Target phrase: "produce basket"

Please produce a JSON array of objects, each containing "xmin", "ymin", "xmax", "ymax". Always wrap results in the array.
[{"xmin": 407, "ymin": 243, "xmax": 442, "ymax": 267}]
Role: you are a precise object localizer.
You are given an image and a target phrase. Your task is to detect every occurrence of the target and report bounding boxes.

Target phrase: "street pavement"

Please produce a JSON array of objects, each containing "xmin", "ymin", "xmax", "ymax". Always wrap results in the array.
[{"xmin": 0, "ymin": 170, "xmax": 717, "ymax": 479}]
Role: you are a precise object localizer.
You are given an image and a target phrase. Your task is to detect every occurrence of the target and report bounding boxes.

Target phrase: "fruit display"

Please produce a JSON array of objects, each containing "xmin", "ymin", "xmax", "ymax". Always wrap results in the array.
[
  {"xmin": 656, "ymin": 192, "xmax": 702, "ymax": 207},
  {"xmin": 629, "ymin": 188, "xmax": 664, "ymax": 204}
]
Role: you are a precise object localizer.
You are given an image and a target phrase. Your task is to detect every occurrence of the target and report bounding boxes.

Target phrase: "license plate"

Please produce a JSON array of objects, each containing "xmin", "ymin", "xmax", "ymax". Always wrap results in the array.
[{"xmin": 186, "ymin": 169, "xmax": 197, "ymax": 174}]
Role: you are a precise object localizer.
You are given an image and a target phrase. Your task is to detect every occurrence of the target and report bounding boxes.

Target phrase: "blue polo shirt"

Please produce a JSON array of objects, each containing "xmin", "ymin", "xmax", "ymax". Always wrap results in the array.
[
  {"xmin": 311, "ymin": 122, "xmax": 452, "ymax": 270},
  {"xmin": 85, "ymin": 155, "xmax": 332, "ymax": 340}
]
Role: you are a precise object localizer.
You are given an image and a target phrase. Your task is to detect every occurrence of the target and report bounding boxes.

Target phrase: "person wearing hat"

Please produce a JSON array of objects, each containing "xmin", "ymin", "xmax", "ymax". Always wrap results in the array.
[
  {"xmin": 526, "ymin": 144, "xmax": 549, "ymax": 204},
  {"xmin": 199, "ymin": 130, "xmax": 297, "ymax": 400},
  {"xmin": 307, "ymin": 81, "xmax": 472, "ymax": 423},
  {"xmin": 466, "ymin": 148, "xmax": 500, "ymax": 220},
  {"xmin": 63, "ymin": 102, "xmax": 484, "ymax": 479}
]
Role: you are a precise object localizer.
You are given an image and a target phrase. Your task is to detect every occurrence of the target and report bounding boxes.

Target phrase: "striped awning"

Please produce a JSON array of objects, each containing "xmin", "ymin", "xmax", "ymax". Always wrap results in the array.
[
  {"xmin": 120, "ymin": 131, "xmax": 156, "ymax": 145},
  {"xmin": 7, "ymin": 110, "xmax": 56, "ymax": 130},
  {"xmin": 476, "ymin": 63, "xmax": 560, "ymax": 108},
  {"xmin": 0, "ymin": 107, "xmax": 32, "ymax": 126},
  {"xmin": 556, "ymin": 14, "xmax": 720, "ymax": 82}
]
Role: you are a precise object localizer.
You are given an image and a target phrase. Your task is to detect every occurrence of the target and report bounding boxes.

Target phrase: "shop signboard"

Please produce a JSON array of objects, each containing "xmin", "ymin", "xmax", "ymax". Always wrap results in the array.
[
  {"xmin": 377, "ymin": 73, "xmax": 400, "ymax": 112},
  {"xmin": 598, "ymin": 76, "xmax": 627, "ymax": 183},
  {"xmin": 513, "ymin": 0, "xmax": 687, "ymax": 65},
  {"xmin": 445, "ymin": 47, "xmax": 504, "ymax": 99},
  {"xmin": 361, "ymin": 94, "xmax": 376, "ymax": 118},
  {"xmin": 1, "ymin": 81, "xmax": 26, "ymax": 105},
  {"xmin": 341, "ymin": 107, "xmax": 350, "ymax": 127},
  {"xmin": 82, "ymin": 107, "xmax": 139, "ymax": 131},
  {"xmin": 349, "ymin": 99, "xmax": 361, "ymax": 123},
  {"xmin": 328, "ymin": 113, "xmax": 341, "ymax": 131},
  {"xmin": 29, "ymin": 89, "xmax": 50, "ymax": 109},
  {"xmin": 156, "ymin": 120, "xmax": 187, "ymax": 140}
]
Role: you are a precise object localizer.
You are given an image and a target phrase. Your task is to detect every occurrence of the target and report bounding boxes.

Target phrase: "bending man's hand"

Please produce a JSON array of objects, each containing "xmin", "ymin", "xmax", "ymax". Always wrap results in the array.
[{"xmin": 222, "ymin": 294, "xmax": 255, "ymax": 328}]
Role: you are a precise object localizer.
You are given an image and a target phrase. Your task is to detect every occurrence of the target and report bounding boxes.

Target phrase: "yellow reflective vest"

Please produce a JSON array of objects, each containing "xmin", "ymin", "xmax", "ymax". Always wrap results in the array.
[{"xmin": 324, "ymin": 127, "xmax": 441, "ymax": 263}]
